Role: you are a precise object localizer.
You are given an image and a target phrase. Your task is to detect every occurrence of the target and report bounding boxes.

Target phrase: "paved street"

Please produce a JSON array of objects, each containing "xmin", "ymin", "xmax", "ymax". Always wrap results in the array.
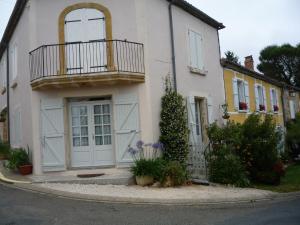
[{"xmin": 0, "ymin": 183, "xmax": 299, "ymax": 225}]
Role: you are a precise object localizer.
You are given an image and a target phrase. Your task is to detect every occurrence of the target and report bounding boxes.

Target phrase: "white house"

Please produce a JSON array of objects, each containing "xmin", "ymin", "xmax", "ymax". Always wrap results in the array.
[{"xmin": 0, "ymin": 0, "xmax": 225, "ymax": 175}]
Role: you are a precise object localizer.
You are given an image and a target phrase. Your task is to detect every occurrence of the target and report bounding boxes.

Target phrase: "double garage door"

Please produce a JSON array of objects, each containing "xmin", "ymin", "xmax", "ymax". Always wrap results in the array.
[{"xmin": 41, "ymin": 96, "xmax": 140, "ymax": 171}]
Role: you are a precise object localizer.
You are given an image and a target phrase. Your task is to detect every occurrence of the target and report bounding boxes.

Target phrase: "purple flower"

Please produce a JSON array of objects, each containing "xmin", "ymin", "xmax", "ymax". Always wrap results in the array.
[
  {"xmin": 128, "ymin": 147, "xmax": 138, "ymax": 155},
  {"xmin": 136, "ymin": 140, "xmax": 144, "ymax": 149},
  {"xmin": 152, "ymin": 142, "xmax": 164, "ymax": 150}
]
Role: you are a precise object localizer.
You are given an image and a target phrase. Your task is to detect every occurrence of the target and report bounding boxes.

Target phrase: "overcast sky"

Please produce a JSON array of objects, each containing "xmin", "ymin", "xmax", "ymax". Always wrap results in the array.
[{"xmin": 1, "ymin": 0, "xmax": 299, "ymax": 69}]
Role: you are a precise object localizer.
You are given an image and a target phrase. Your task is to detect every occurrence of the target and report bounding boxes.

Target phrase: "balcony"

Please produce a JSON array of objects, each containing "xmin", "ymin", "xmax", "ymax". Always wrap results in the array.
[{"xmin": 29, "ymin": 40, "xmax": 145, "ymax": 90}]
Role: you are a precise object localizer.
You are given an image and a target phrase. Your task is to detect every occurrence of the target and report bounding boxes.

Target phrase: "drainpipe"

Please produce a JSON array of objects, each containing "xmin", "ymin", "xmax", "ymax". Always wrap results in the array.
[
  {"xmin": 6, "ymin": 45, "xmax": 10, "ymax": 145},
  {"xmin": 168, "ymin": 0, "xmax": 177, "ymax": 92}
]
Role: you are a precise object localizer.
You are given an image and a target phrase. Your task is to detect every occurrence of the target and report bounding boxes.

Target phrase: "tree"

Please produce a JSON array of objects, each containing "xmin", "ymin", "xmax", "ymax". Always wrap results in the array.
[
  {"xmin": 257, "ymin": 43, "xmax": 300, "ymax": 87},
  {"xmin": 225, "ymin": 51, "xmax": 240, "ymax": 64},
  {"xmin": 159, "ymin": 76, "xmax": 189, "ymax": 166}
]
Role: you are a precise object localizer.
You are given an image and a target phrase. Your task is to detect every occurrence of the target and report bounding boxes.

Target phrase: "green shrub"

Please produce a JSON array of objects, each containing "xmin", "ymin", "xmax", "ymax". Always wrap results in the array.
[
  {"xmin": 7, "ymin": 148, "xmax": 30, "ymax": 170},
  {"xmin": 160, "ymin": 161, "xmax": 187, "ymax": 186},
  {"xmin": 286, "ymin": 113, "xmax": 300, "ymax": 159},
  {"xmin": 206, "ymin": 146, "xmax": 249, "ymax": 187},
  {"xmin": 131, "ymin": 158, "xmax": 166, "ymax": 180},
  {"xmin": 239, "ymin": 114, "xmax": 279, "ymax": 181},
  {"xmin": 159, "ymin": 76, "xmax": 189, "ymax": 166},
  {"xmin": 207, "ymin": 114, "xmax": 281, "ymax": 186},
  {"xmin": 0, "ymin": 142, "xmax": 11, "ymax": 158}
]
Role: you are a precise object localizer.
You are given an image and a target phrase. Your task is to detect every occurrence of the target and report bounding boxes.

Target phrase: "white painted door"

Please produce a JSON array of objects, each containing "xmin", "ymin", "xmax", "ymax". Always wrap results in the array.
[
  {"xmin": 64, "ymin": 8, "xmax": 106, "ymax": 74},
  {"xmin": 70, "ymin": 101, "xmax": 113, "ymax": 167},
  {"xmin": 41, "ymin": 98, "xmax": 66, "ymax": 172},
  {"xmin": 114, "ymin": 94, "xmax": 140, "ymax": 164}
]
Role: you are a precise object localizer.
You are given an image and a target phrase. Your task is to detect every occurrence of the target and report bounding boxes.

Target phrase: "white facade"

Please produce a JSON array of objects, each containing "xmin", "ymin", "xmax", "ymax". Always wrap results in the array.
[{"xmin": 0, "ymin": 0, "xmax": 225, "ymax": 174}]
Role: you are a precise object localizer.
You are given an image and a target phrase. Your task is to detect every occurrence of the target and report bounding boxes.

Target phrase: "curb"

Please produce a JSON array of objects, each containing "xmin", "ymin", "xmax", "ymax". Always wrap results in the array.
[
  {"xmin": 1, "ymin": 182, "xmax": 283, "ymax": 207},
  {"xmin": 0, "ymin": 172, "xmax": 31, "ymax": 184}
]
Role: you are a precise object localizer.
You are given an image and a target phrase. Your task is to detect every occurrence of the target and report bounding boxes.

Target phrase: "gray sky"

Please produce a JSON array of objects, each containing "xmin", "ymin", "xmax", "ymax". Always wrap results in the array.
[{"xmin": 1, "ymin": 0, "xmax": 300, "ymax": 69}]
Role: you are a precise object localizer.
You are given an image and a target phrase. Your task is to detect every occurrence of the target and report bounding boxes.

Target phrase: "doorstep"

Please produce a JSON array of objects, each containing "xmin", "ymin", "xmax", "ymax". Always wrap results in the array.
[{"xmin": 29, "ymin": 168, "xmax": 134, "ymax": 185}]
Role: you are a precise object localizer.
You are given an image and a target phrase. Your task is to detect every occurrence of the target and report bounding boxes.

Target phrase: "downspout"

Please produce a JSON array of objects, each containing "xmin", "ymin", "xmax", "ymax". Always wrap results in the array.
[
  {"xmin": 168, "ymin": 0, "xmax": 177, "ymax": 92},
  {"xmin": 6, "ymin": 45, "xmax": 10, "ymax": 145}
]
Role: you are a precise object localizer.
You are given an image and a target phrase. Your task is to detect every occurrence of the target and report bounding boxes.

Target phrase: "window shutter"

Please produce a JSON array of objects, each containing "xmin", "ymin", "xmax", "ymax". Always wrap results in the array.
[
  {"xmin": 189, "ymin": 31, "xmax": 197, "ymax": 69},
  {"xmin": 232, "ymin": 78, "xmax": 239, "ymax": 111},
  {"xmin": 254, "ymin": 84, "xmax": 260, "ymax": 111},
  {"xmin": 276, "ymin": 89, "xmax": 280, "ymax": 110},
  {"xmin": 270, "ymin": 88, "xmax": 274, "ymax": 112},
  {"xmin": 263, "ymin": 86, "xmax": 267, "ymax": 112},
  {"xmin": 289, "ymin": 100, "xmax": 296, "ymax": 119},
  {"xmin": 207, "ymin": 96, "xmax": 213, "ymax": 124},
  {"xmin": 244, "ymin": 81, "xmax": 250, "ymax": 112}
]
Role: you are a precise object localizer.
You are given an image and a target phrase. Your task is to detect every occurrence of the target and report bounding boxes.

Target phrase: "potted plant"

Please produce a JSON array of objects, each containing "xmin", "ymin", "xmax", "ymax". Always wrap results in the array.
[
  {"xmin": 239, "ymin": 102, "xmax": 248, "ymax": 111},
  {"xmin": 0, "ymin": 142, "xmax": 11, "ymax": 160},
  {"xmin": 128, "ymin": 141, "xmax": 164, "ymax": 186},
  {"xmin": 259, "ymin": 104, "xmax": 266, "ymax": 111},
  {"xmin": 7, "ymin": 148, "xmax": 32, "ymax": 175},
  {"xmin": 221, "ymin": 103, "xmax": 230, "ymax": 119},
  {"xmin": 160, "ymin": 161, "xmax": 187, "ymax": 187}
]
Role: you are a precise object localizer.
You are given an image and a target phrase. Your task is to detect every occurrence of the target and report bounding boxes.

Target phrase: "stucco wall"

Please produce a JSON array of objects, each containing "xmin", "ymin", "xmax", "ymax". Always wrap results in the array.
[{"xmin": 223, "ymin": 68, "xmax": 284, "ymax": 126}]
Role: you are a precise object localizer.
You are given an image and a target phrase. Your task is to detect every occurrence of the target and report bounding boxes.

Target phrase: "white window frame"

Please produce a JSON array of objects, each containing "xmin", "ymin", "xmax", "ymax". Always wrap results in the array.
[
  {"xmin": 255, "ymin": 83, "xmax": 267, "ymax": 112},
  {"xmin": 233, "ymin": 77, "xmax": 250, "ymax": 112},
  {"xmin": 270, "ymin": 88, "xmax": 279, "ymax": 113},
  {"xmin": 188, "ymin": 29, "xmax": 205, "ymax": 73},
  {"xmin": 0, "ymin": 52, "xmax": 7, "ymax": 89}
]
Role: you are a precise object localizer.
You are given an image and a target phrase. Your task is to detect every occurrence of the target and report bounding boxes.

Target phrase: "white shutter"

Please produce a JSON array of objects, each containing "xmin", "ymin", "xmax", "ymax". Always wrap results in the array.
[
  {"xmin": 290, "ymin": 100, "xmax": 296, "ymax": 119},
  {"xmin": 263, "ymin": 86, "xmax": 267, "ymax": 112},
  {"xmin": 276, "ymin": 89, "xmax": 280, "ymax": 110},
  {"xmin": 187, "ymin": 96, "xmax": 197, "ymax": 147},
  {"xmin": 189, "ymin": 31, "xmax": 197, "ymax": 69},
  {"xmin": 244, "ymin": 81, "xmax": 250, "ymax": 112},
  {"xmin": 254, "ymin": 84, "xmax": 260, "ymax": 111},
  {"xmin": 85, "ymin": 9, "xmax": 106, "ymax": 41},
  {"xmin": 114, "ymin": 94, "xmax": 140, "ymax": 163},
  {"xmin": 233, "ymin": 78, "xmax": 239, "ymax": 111},
  {"xmin": 41, "ymin": 98, "xmax": 66, "ymax": 172},
  {"xmin": 270, "ymin": 88, "xmax": 274, "ymax": 112},
  {"xmin": 207, "ymin": 96, "xmax": 214, "ymax": 124}
]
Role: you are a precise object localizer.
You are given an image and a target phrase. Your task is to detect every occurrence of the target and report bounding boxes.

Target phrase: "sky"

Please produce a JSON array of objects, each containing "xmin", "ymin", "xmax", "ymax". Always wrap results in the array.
[{"xmin": 0, "ymin": 0, "xmax": 300, "ymax": 70}]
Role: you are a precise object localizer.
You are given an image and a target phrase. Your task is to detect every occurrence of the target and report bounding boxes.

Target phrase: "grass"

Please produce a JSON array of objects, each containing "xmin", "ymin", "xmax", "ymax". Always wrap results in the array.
[{"xmin": 254, "ymin": 163, "xmax": 300, "ymax": 193}]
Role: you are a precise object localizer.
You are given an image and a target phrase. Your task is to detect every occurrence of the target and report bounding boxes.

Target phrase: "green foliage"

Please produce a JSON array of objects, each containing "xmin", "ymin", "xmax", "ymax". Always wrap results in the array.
[
  {"xmin": 257, "ymin": 43, "xmax": 300, "ymax": 88},
  {"xmin": 0, "ymin": 142, "xmax": 11, "ymax": 158},
  {"xmin": 239, "ymin": 114, "xmax": 279, "ymax": 181},
  {"xmin": 160, "ymin": 161, "xmax": 187, "ymax": 186},
  {"xmin": 159, "ymin": 76, "xmax": 189, "ymax": 165},
  {"xmin": 7, "ymin": 148, "xmax": 30, "ymax": 170},
  {"xmin": 207, "ymin": 146, "xmax": 250, "ymax": 187},
  {"xmin": 207, "ymin": 114, "xmax": 281, "ymax": 186},
  {"xmin": 131, "ymin": 158, "xmax": 166, "ymax": 180},
  {"xmin": 286, "ymin": 113, "xmax": 300, "ymax": 158},
  {"xmin": 224, "ymin": 51, "xmax": 240, "ymax": 64}
]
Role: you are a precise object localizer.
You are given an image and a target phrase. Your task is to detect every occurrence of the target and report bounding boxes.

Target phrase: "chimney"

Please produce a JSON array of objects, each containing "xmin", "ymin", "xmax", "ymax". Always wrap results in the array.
[{"xmin": 244, "ymin": 55, "xmax": 254, "ymax": 71}]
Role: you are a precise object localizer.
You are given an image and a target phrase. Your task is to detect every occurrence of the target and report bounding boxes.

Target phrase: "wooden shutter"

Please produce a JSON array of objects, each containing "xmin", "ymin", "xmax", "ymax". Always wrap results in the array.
[
  {"xmin": 244, "ymin": 81, "xmax": 250, "ymax": 112},
  {"xmin": 187, "ymin": 96, "xmax": 197, "ymax": 146},
  {"xmin": 114, "ymin": 94, "xmax": 140, "ymax": 164},
  {"xmin": 232, "ymin": 78, "xmax": 239, "ymax": 111},
  {"xmin": 207, "ymin": 96, "xmax": 214, "ymax": 124},
  {"xmin": 254, "ymin": 84, "xmax": 260, "ymax": 111},
  {"xmin": 263, "ymin": 86, "xmax": 267, "ymax": 112},
  {"xmin": 189, "ymin": 30, "xmax": 203, "ymax": 70},
  {"xmin": 270, "ymin": 88, "xmax": 274, "ymax": 112},
  {"xmin": 41, "ymin": 98, "xmax": 66, "ymax": 172}
]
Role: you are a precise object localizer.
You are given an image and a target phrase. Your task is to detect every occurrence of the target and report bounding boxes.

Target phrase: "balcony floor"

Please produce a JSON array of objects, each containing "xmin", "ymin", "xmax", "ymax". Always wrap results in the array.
[{"xmin": 31, "ymin": 72, "xmax": 145, "ymax": 90}]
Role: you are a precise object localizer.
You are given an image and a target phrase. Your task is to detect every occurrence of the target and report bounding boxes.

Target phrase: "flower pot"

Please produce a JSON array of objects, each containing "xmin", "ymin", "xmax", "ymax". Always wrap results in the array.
[
  {"xmin": 135, "ymin": 176, "xmax": 154, "ymax": 186},
  {"xmin": 18, "ymin": 165, "xmax": 33, "ymax": 176}
]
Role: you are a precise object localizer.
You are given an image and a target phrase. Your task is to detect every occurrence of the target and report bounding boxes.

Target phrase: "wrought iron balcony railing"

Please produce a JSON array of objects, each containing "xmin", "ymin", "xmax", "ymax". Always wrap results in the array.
[{"xmin": 29, "ymin": 40, "xmax": 145, "ymax": 82}]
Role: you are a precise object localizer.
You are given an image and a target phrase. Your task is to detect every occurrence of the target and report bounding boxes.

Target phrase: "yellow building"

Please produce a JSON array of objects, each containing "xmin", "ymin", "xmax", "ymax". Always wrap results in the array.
[{"xmin": 221, "ymin": 57, "xmax": 284, "ymax": 127}]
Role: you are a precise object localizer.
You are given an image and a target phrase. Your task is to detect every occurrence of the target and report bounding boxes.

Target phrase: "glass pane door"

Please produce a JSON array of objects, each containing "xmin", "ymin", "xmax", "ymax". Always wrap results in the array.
[{"xmin": 71, "ymin": 106, "xmax": 89, "ymax": 147}]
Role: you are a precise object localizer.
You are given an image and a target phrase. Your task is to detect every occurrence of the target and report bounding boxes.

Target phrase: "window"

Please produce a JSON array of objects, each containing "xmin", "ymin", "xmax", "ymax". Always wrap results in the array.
[
  {"xmin": 255, "ymin": 84, "xmax": 266, "ymax": 112},
  {"xmin": 188, "ymin": 30, "xmax": 204, "ymax": 71},
  {"xmin": 270, "ymin": 88, "xmax": 279, "ymax": 112},
  {"xmin": 11, "ymin": 43, "xmax": 18, "ymax": 80},
  {"xmin": 233, "ymin": 78, "xmax": 249, "ymax": 111}
]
